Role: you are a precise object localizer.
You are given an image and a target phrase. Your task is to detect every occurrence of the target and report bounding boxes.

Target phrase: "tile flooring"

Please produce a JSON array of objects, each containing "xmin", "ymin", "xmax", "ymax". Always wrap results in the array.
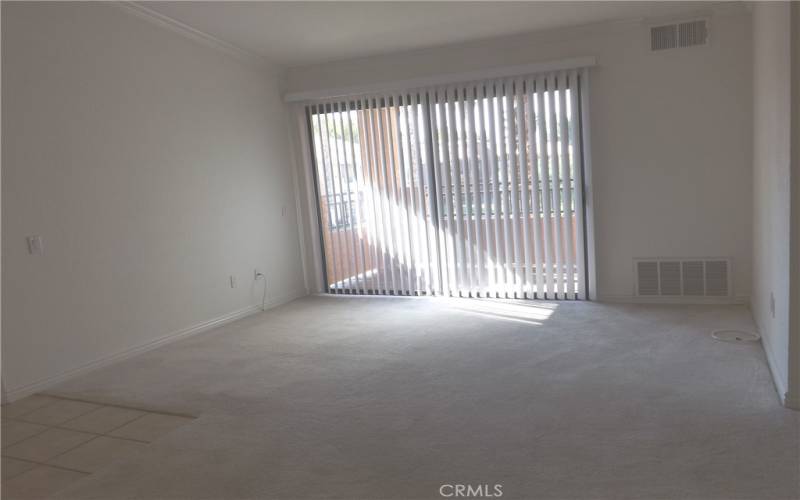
[{"xmin": 2, "ymin": 394, "xmax": 194, "ymax": 499}]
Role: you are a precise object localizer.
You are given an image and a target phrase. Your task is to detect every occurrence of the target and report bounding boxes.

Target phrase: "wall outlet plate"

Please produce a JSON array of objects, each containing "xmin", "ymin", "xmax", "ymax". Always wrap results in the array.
[{"xmin": 230, "ymin": 275, "xmax": 237, "ymax": 288}]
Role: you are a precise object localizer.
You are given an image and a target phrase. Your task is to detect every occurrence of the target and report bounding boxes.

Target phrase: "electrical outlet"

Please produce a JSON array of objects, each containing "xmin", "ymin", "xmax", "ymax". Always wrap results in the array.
[
  {"xmin": 770, "ymin": 292, "xmax": 775, "ymax": 318},
  {"xmin": 230, "ymin": 275, "xmax": 237, "ymax": 288},
  {"xmin": 254, "ymin": 269, "xmax": 262, "ymax": 280}
]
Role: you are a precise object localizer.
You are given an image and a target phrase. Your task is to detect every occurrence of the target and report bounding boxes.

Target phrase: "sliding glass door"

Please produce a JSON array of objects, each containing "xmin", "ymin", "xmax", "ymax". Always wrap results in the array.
[{"xmin": 307, "ymin": 70, "xmax": 588, "ymax": 300}]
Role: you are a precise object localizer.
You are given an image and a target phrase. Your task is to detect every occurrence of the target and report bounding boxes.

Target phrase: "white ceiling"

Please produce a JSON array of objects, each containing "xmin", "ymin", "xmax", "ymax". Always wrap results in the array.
[{"xmin": 140, "ymin": 1, "xmax": 721, "ymax": 67}]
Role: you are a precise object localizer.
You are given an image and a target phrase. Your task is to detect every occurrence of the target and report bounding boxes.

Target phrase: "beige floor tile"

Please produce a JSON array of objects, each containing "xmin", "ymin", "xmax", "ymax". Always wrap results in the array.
[
  {"xmin": 17, "ymin": 399, "xmax": 100, "ymax": 426},
  {"xmin": 2, "ymin": 457, "xmax": 37, "ymax": 479},
  {"xmin": 1, "ymin": 465, "xmax": 88, "ymax": 499},
  {"xmin": 108, "ymin": 413, "xmax": 193, "ymax": 442},
  {"xmin": 2, "ymin": 428, "xmax": 95, "ymax": 462},
  {"xmin": 0, "ymin": 395, "xmax": 57, "ymax": 419},
  {"xmin": 47, "ymin": 436, "xmax": 148, "ymax": 473},
  {"xmin": 2, "ymin": 419, "xmax": 48, "ymax": 448},
  {"xmin": 60, "ymin": 405, "xmax": 145, "ymax": 434}
]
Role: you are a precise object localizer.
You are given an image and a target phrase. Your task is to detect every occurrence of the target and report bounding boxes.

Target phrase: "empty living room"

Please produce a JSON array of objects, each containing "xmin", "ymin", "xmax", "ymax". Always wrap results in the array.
[{"xmin": 2, "ymin": 1, "xmax": 799, "ymax": 499}]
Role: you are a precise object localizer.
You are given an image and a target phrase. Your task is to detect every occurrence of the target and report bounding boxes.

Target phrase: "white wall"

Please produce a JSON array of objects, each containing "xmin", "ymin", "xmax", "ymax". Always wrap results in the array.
[
  {"xmin": 2, "ymin": 2, "xmax": 305, "ymax": 399},
  {"xmin": 752, "ymin": 2, "xmax": 792, "ymax": 403},
  {"xmin": 791, "ymin": 3, "xmax": 800, "ymax": 409},
  {"xmin": 286, "ymin": 4, "xmax": 753, "ymax": 302},
  {"xmin": 786, "ymin": 2, "xmax": 800, "ymax": 410}
]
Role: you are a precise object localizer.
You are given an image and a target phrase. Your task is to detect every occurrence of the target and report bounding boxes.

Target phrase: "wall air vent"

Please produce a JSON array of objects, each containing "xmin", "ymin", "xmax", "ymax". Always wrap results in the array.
[
  {"xmin": 651, "ymin": 24, "xmax": 678, "ymax": 51},
  {"xmin": 637, "ymin": 261, "xmax": 659, "ymax": 295},
  {"xmin": 635, "ymin": 258, "xmax": 730, "ymax": 297},
  {"xmin": 678, "ymin": 20, "xmax": 708, "ymax": 47},
  {"xmin": 651, "ymin": 19, "xmax": 708, "ymax": 51}
]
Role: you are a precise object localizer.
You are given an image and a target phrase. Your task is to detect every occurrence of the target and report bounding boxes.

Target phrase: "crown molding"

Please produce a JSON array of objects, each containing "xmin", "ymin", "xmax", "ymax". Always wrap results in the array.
[{"xmin": 115, "ymin": 1, "xmax": 283, "ymax": 74}]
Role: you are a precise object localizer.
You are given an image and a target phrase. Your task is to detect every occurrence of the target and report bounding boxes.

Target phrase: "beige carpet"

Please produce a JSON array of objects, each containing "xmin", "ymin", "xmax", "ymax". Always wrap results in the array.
[{"xmin": 45, "ymin": 296, "xmax": 799, "ymax": 499}]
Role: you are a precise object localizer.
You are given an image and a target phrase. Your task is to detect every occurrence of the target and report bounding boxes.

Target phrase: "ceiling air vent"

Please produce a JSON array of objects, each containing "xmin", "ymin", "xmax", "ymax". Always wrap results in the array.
[
  {"xmin": 635, "ymin": 258, "xmax": 730, "ymax": 297},
  {"xmin": 651, "ymin": 19, "xmax": 708, "ymax": 51}
]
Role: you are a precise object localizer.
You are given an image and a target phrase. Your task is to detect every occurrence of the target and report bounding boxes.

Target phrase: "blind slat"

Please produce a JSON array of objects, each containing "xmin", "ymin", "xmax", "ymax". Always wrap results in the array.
[
  {"xmin": 458, "ymin": 90, "xmax": 476, "ymax": 296},
  {"xmin": 320, "ymin": 107, "xmax": 343, "ymax": 292},
  {"xmin": 417, "ymin": 91, "xmax": 438, "ymax": 295},
  {"xmin": 365, "ymin": 97, "xmax": 389, "ymax": 293},
  {"xmin": 496, "ymin": 81, "xmax": 512, "ymax": 297},
  {"xmin": 332, "ymin": 102, "xmax": 357, "ymax": 293},
  {"xmin": 535, "ymin": 76, "xmax": 555, "ymax": 297},
  {"xmin": 515, "ymin": 78, "xmax": 533, "ymax": 298},
  {"xmin": 375, "ymin": 96, "xmax": 400, "ymax": 294},
  {"xmin": 546, "ymin": 79, "xmax": 564, "ymax": 299},
  {"xmin": 465, "ymin": 86, "xmax": 484, "ymax": 295},
  {"xmin": 393, "ymin": 92, "xmax": 413, "ymax": 294},
  {"xmin": 486, "ymin": 82, "xmax": 504, "ymax": 297},
  {"xmin": 504, "ymin": 80, "xmax": 522, "ymax": 298},
  {"xmin": 557, "ymin": 73, "xmax": 575, "ymax": 297},
  {"xmin": 427, "ymin": 89, "xmax": 448, "ymax": 296},
  {"xmin": 343, "ymin": 100, "xmax": 365, "ymax": 294},
  {"xmin": 447, "ymin": 88, "xmax": 466, "ymax": 294},
  {"xmin": 477, "ymin": 85, "xmax": 494, "ymax": 297},
  {"xmin": 525, "ymin": 77, "xmax": 545, "ymax": 298},
  {"xmin": 400, "ymin": 93, "xmax": 421, "ymax": 294},
  {"xmin": 572, "ymin": 70, "xmax": 587, "ymax": 300}
]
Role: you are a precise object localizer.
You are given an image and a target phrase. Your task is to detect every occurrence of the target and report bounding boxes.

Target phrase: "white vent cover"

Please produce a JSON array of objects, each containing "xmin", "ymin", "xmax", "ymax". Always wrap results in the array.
[
  {"xmin": 651, "ymin": 19, "xmax": 708, "ymax": 51},
  {"xmin": 636, "ymin": 258, "xmax": 730, "ymax": 297},
  {"xmin": 678, "ymin": 20, "xmax": 708, "ymax": 47}
]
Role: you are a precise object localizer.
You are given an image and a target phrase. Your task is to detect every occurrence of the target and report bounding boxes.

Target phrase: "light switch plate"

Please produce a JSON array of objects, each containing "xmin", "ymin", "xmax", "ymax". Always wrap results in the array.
[
  {"xmin": 26, "ymin": 235, "xmax": 43, "ymax": 255},
  {"xmin": 770, "ymin": 292, "xmax": 775, "ymax": 318}
]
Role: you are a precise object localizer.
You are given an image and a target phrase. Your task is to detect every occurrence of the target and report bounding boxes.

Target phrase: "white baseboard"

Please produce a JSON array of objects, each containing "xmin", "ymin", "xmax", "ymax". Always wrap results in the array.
[
  {"xmin": 2, "ymin": 289, "xmax": 307, "ymax": 403},
  {"xmin": 598, "ymin": 295, "xmax": 750, "ymax": 305},
  {"xmin": 757, "ymin": 320, "xmax": 790, "ymax": 407},
  {"xmin": 750, "ymin": 299, "xmax": 794, "ymax": 408},
  {"xmin": 784, "ymin": 393, "xmax": 800, "ymax": 410}
]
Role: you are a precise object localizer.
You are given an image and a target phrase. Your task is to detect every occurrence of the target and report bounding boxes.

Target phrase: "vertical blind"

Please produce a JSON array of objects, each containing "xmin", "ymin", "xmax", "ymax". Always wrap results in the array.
[{"xmin": 307, "ymin": 69, "xmax": 587, "ymax": 299}]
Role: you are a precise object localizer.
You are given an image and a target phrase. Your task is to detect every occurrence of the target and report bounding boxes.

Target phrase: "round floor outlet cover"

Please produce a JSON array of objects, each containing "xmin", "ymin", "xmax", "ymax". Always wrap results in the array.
[{"xmin": 711, "ymin": 329, "xmax": 761, "ymax": 343}]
